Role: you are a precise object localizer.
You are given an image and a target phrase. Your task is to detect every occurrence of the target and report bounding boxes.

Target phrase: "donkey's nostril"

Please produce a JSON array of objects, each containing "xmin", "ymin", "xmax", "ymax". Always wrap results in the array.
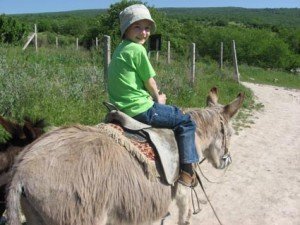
[{"xmin": 218, "ymin": 154, "xmax": 232, "ymax": 169}]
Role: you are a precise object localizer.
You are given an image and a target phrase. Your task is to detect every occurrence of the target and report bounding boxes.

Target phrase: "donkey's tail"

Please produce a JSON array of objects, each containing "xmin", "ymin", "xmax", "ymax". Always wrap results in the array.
[{"xmin": 6, "ymin": 174, "xmax": 23, "ymax": 225}]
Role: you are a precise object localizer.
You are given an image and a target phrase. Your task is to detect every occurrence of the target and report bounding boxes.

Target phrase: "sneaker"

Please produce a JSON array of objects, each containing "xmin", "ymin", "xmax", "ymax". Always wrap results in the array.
[{"xmin": 178, "ymin": 170, "xmax": 198, "ymax": 187}]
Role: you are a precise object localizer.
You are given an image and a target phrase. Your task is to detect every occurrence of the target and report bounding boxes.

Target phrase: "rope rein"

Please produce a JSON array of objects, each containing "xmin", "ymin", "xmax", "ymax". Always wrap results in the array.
[
  {"xmin": 194, "ymin": 169, "xmax": 224, "ymax": 225},
  {"xmin": 197, "ymin": 163, "xmax": 229, "ymax": 184},
  {"xmin": 190, "ymin": 114, "xmax": 232, "ymax": 225}
]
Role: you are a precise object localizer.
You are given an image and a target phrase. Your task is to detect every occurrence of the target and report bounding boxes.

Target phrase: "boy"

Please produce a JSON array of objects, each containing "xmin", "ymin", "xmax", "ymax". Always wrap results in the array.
[{"xmin": 108, "ymin": 4, "xmax": 199, "ymax": 187}]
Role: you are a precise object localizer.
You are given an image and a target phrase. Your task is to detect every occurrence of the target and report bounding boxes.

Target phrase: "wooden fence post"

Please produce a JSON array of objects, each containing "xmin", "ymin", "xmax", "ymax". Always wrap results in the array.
[
  {"xmin": 232, "ymin": 40, "xmax": 240, "ymax": 83},
  {"xmin": 155, "ymin": 38, "xmax": 159, "ymax": 62},
  {"xmin": 22, "ymin": 24, "xmax": 36, "ymax": 51},
  {"xmin": 220, "ymin": 42, "xmax": 223, "ymax": 70},
  {"xmin": 167, "ymin": 41, "xmax": 171, "ymax": 64},
  {"xmin": 103, "ymin": 35, "xmax": 111, "ymax": 90},
  {"xmin": 96, "ymin": 37, "xmax": 99, "ymax": 49},
  {"xmin": 22, "ymin": 33, "xmax": 35, "ymax": 51},
  {"xmin": 190, "ymin": 43, "xmax": 196, "ymax": 85},
  {"xmin": 34, "ymin": 24, "xmax": 38, "ymax": 52},
  {"xmin": 56, "ymin": 37, "xmax": 58, "ymax": 48},
  {"xmin": 76, "ymin": 38, "xmax": 79, "ymax": 50}
]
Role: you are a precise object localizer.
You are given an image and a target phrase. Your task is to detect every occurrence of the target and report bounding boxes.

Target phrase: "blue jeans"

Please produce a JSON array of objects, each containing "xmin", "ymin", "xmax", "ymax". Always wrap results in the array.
[{"xmin": 133, "ymin": 103, "xmax": 199, "ymax": 164}]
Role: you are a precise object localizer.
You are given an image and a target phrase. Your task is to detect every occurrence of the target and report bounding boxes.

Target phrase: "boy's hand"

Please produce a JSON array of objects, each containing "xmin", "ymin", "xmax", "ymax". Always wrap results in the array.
[
  {"xmin": 144, "ymin": 78, "xmax": 167, "ymax": 104},
  {"xmin": 157, "ymin": 92, "xmax": 167, "ymax": 104}
]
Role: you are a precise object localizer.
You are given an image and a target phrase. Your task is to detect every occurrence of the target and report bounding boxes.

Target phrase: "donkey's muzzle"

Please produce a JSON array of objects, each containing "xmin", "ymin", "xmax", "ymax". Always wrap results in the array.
[{"xmin": 218, "ymin": 153, "xmax": 232, "ymax": 169}]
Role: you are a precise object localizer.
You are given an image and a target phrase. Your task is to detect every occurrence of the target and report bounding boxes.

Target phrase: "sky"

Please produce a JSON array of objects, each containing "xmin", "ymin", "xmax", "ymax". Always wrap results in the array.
[{"xmin": 0, "ymin": 0, "xmax": 299, "ymax": 15}]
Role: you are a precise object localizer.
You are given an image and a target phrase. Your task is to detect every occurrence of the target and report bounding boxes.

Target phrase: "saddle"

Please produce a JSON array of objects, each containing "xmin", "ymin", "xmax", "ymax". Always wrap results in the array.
[{"xmin": 103, "ymin": 102, "xmax": 179, "ymax": 185}]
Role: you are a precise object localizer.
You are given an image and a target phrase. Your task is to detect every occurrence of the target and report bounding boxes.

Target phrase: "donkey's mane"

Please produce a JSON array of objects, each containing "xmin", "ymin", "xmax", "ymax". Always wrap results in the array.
[{"xmin": 184, "ymin": 106, "xmax": 223, "ymax": 138}]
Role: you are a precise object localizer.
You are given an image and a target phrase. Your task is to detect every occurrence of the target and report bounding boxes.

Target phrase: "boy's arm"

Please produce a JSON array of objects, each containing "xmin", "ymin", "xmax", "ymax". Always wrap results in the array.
[{"xmin": 144, "ymin": 77, "xmax": 167, "ymax": 104}]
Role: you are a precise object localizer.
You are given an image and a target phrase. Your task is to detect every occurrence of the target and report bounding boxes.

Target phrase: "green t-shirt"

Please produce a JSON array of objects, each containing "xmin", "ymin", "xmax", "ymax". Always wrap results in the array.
[{"xmin": 108, "ymin": 40, "xmax": 156, "ymax": 117}]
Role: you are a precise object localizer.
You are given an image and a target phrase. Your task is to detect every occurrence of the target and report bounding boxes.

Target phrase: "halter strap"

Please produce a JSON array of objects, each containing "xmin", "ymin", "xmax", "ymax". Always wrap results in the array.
[{"xmin": 220, "ymin": 115, "xmax": 229, "ymax": 155}]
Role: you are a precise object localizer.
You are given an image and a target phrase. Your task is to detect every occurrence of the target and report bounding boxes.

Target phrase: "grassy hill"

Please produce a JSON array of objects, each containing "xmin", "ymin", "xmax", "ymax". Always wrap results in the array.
[
  {"xmin": 12, "ymin": 9, "xmax": 106, "ymax": 19},
  {"xmin": 159, "ymin": 7, "xmax": 300, "ymax": 28},
  {"xmin": 2, "ymin": 5, "xmax": 299, "ymax": 71},
  {"xmin": 10, "ymin": 7, "xmax": 300, "ymax": 28}
]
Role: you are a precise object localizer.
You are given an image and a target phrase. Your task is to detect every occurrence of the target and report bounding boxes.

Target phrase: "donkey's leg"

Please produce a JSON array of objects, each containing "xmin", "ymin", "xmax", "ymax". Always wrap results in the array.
[
  {"xmin": 20, "ymin": 197, "xmax": 45, "ymax": 225},
  {"xmin": 0, "ymin": 185, "xmax": 6, "ymax": 217},
  {"xmin": 175, "ymin": 184, "xmax": 192, "ymax": 225}
]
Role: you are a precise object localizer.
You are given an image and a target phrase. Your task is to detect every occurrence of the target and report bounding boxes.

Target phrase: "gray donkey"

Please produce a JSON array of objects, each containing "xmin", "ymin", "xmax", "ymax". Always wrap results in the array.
[{"xmin": 6, "ymin": 87, "xmax": 244, "ymax": 225}]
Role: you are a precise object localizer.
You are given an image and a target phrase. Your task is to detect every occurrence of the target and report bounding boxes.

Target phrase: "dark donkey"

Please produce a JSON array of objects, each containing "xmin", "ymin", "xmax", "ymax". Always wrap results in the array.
[{"xmin": 0, "ymin": 116, "xmax": 45, "ymax": 218}]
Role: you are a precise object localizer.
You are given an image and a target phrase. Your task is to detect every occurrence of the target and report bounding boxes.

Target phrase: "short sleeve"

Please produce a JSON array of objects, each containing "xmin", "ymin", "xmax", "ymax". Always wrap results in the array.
[{"xmin": 135, "ymin": 46, "xmax": 156, "ymax": 81}]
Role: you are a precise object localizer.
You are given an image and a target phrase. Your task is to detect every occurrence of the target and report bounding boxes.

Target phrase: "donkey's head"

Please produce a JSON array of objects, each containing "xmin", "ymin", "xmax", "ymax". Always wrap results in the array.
[
  {"xmin": 188, "ymin": 87, "xmax": 245, "ymax": 169},
  {"xmin": 0, "ymin": 116, "xmax": 46, "ymax": 150}
]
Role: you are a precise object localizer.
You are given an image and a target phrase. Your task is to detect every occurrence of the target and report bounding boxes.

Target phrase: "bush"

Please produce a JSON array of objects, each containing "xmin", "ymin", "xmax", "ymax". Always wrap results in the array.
[
  {"xmin": 193, "ymin": 26, "xmax": 299, "ymax": 70},
  {"xmin": 0, "ymin": 15, "xmax": 28, "ymax": 44}
]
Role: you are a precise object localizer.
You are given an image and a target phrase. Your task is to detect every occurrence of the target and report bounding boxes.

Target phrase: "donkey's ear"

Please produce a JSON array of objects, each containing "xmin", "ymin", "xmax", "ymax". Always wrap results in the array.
[
  {"xmin": 223, "ymin": 92, "xmax": 245, "ymax": 119},
  {"xmin": 23, "ymin": 122, "xmax": 36, "ymax": 141},
  {"xmin": 206, "ymin": 87, "xmax": 219, "ymax": 106},
  {"xmin": 0, "ymin": 115, "xmax": 20, "ymax": 136},
  {"xmin": 23, "ymin": 117, "xmax": 45, "ymax": 141},
  {"xmin": 0, "ymin": 115, "xmax": 13, "ymax": 133}
]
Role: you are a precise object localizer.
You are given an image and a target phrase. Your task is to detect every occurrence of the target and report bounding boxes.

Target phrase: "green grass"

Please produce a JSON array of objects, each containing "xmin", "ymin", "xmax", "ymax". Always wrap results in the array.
[
  {"xmin": 153, "ymin": 59, "xmax": 253, "ymax": 109},
  {"xmin": 240, "ymin": 64, "xmax": 300, "ymax": 89},
  {"xmin": 1, "ymin": 44, "xmax": 299, "ymax": 141},
  {"xmin": 0, "ymin": 45, "xmax": 105, "ymax": 127}
]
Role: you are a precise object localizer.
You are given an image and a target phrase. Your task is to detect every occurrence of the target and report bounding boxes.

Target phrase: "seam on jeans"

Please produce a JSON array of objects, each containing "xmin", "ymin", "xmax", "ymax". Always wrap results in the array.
[{"xmin": 149, "ymin": 107, "xmax": 158, "ymax": 124}]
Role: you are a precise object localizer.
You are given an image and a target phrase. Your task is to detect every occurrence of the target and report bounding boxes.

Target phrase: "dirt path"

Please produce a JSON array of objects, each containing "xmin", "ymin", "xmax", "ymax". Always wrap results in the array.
[{"xmin": 156, "ymin": 82, "xmax": 300, "ymax": 225}]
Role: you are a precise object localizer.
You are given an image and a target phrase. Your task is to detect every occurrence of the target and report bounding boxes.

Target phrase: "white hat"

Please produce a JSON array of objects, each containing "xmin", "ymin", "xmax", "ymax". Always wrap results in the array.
[{"xmin": 119, "ymin": 4, "xmax": 156, "ymax": 37}]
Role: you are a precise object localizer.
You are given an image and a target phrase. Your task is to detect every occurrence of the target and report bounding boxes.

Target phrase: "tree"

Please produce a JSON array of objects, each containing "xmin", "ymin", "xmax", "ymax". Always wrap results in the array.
[
  {"xmin": 82, "ymin": 0, "xmax": 151, "ymax": 49},
  {"xmin": 0, "ymin": 15, "xmax": 28, "ymax": 44}
]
